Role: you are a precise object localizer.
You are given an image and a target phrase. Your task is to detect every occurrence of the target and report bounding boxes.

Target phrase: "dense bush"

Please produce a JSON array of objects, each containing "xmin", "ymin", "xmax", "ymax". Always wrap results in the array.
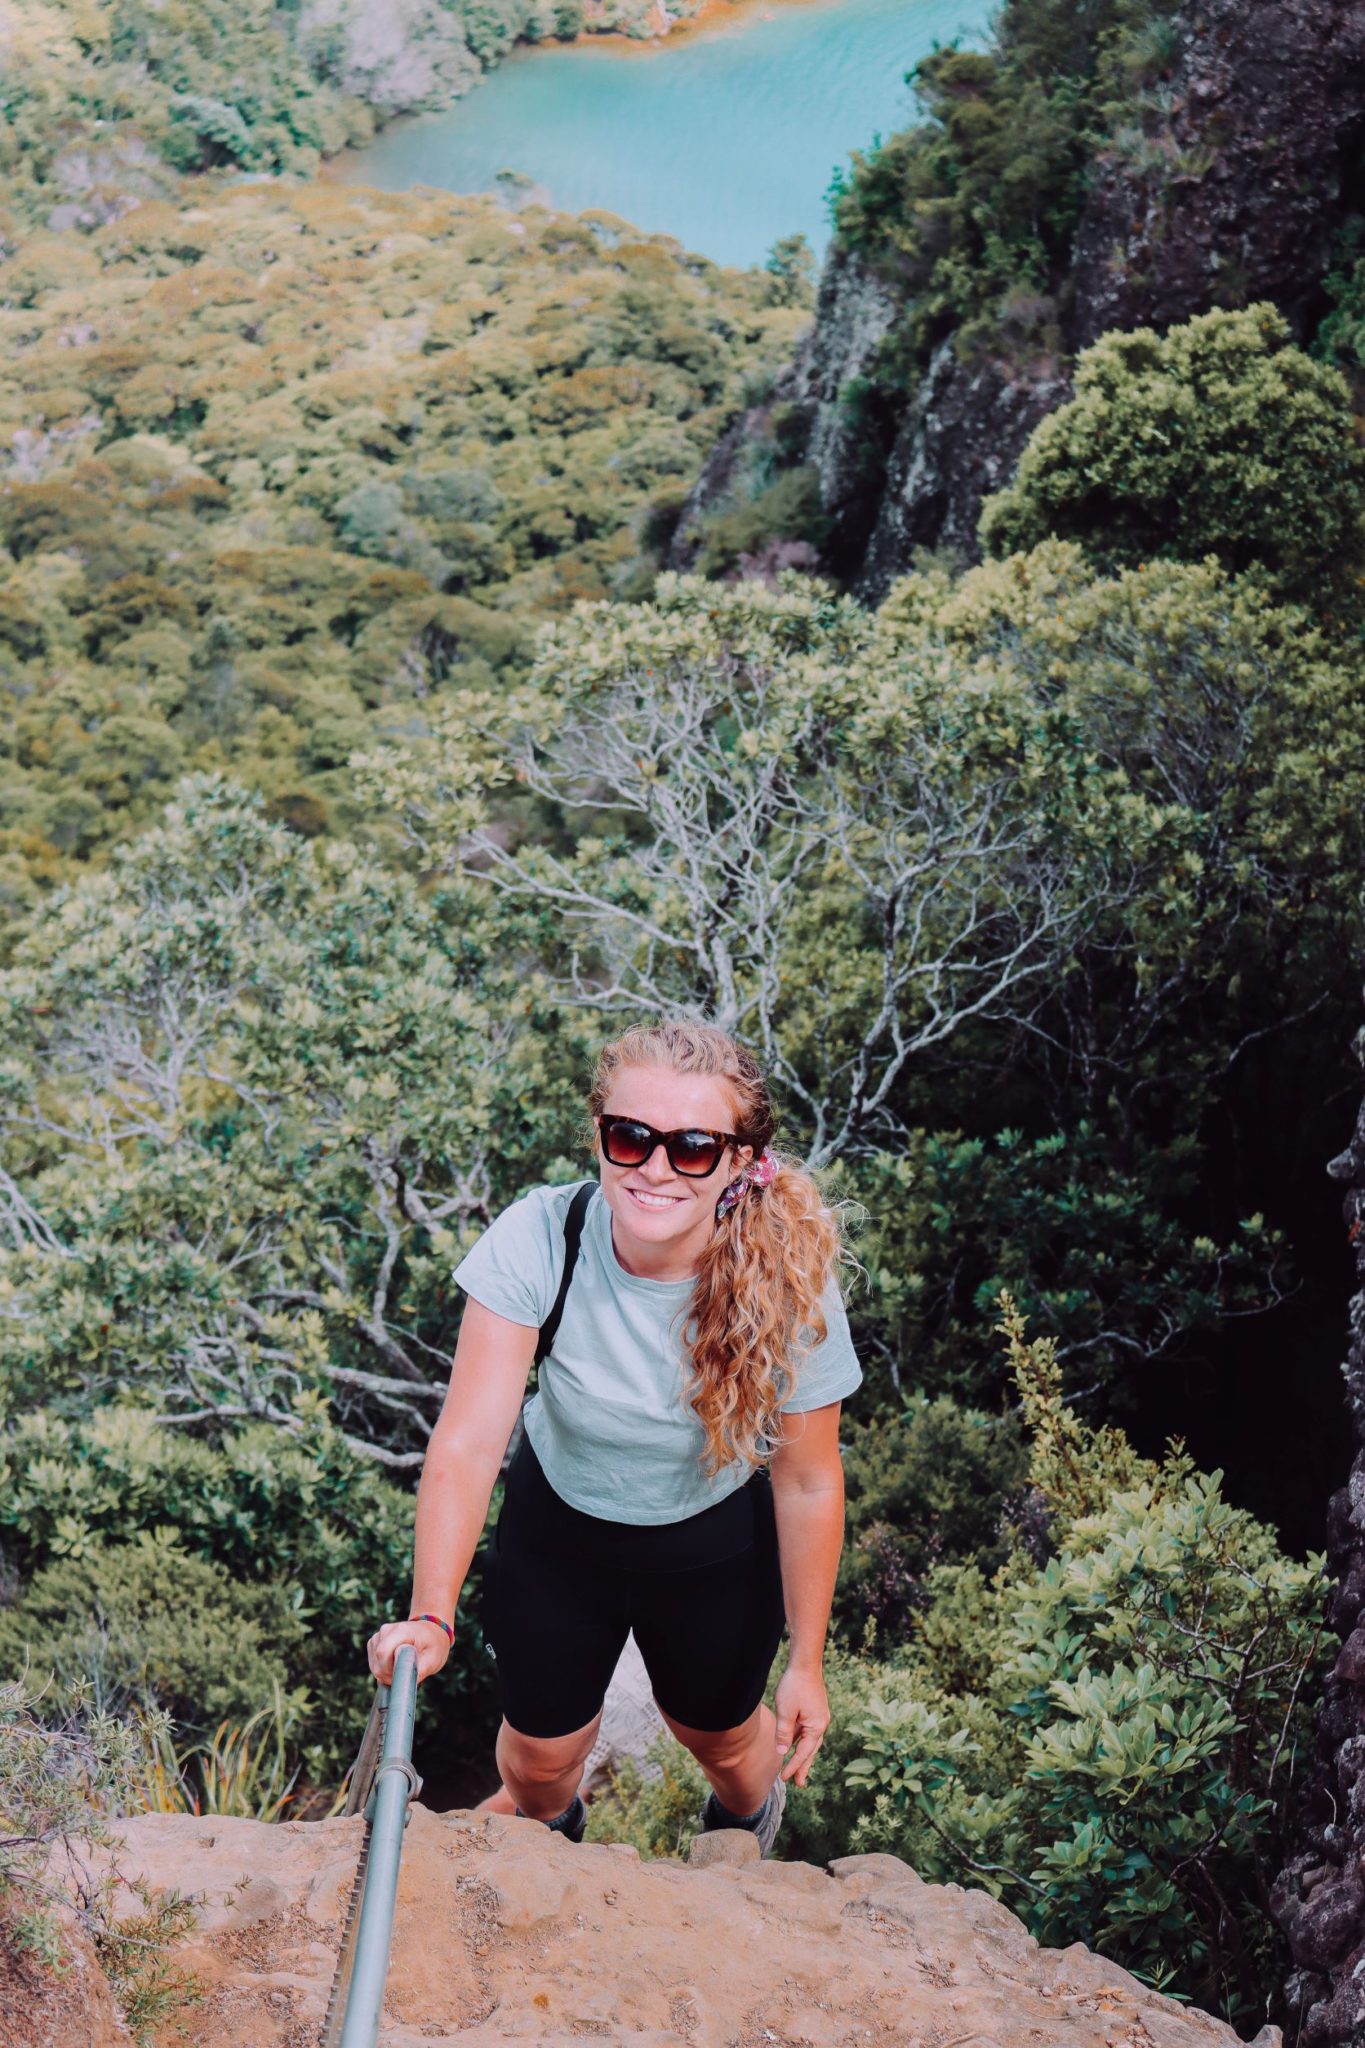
[
  {"xmin": 0, "ymin": 1674, "xmax": 202, "ymax": 2036},
  {"xmin": 843, "ymin": 1127, "xmax": 1283, "ymax": 1412},
  {"xmin": 791, "ymin": 1306, "xmax": 1329, "ymax": 2030},
  {"xmin": 979, "ymin": 306, "xmax": 1365, "ymax": 605},
  {"xmin": 1314, "ymin": 214, "xmax": 1365, "ymax": 386},
  {"xmin": 0, "ymin": 1535, "xmax": 304, "ymax": 1734},
  {"xmin": 689, "ymin": 465, "xmax": 827, "ymax": 577},
  {"xmin": 833, "ymin": 1397, "xmax": 1026, "ymax": 1644},
  {"xmin": 582, "ymin": 1736, "xmax": 710, "ymax": 1859},
  {"xmin": 0, "ymin": 1406, "xmax": 496, "ymax": 1776}
]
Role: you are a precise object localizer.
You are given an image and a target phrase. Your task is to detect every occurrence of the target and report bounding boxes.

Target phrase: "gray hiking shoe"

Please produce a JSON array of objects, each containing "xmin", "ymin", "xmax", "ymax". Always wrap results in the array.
[{"xmin": 698, "ymin": 1774, "xmax": 787, "ymax": 1859}]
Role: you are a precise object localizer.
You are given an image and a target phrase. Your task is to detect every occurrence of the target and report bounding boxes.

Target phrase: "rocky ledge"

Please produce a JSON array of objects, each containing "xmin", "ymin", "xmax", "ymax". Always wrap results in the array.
[{"xmin": 36, "ymin": 1807, "xmax": 1282, "ymax": 2047}]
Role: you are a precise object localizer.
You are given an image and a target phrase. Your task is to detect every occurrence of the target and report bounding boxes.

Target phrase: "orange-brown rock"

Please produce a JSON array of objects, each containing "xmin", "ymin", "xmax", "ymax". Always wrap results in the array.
[
  {"xmin": 0, "ymin": 1893, "xmax": 127, "ymax": 2048},
  {"xmin": 64, "ymin": 1807, "xmax": 1282, "ymax": 2047}
]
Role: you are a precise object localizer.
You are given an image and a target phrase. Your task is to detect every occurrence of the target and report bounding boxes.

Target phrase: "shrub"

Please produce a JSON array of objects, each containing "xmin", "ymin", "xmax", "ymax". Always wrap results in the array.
[
  {"xmin": 979, "ymin": 305, "xmax": 1365, "ymax": 606},
  {"xmin": 781, "ymin": 1645, "xmax": 895, "ymax": 1867},
  {"xmin": 821, "ymin": 1302, "xmax": 1330, "ymax": 2029},
  {"xmin": 0, "ymin": 1408, "xmax": 494, "ymax": 1781},
  {"xmin": 0, "ymin": 1675, "xmax": 201, "ymax": 2039},
  {"xmin": 841, "ymin": 1126, "xmax": 1284, "ymax": 1412},
  {"xmin": 0, "ymin": 1533, "xmax": 304, "ymax": 1735},
  {"xmin": 762, "ymin": 234, "xmax": 816, "ymax": 311},
  {"xmin": 688, "ymin": 466, "xmax": 828, "ymax": 576},
  {"xmin": 583, "ymin": 1735, "xmax": 710, "ymax": 1859},
  {"xmin": 833, "ymin": 1397, "xmax": 1026, "ymax": 1646},
  {"xmin": 1314, "ymin": 214, "xmax": 1365, "ymax": 379},
  {"xmin": 1, "ymin": 1676, "xmax": 143, "ymax": 1966}
]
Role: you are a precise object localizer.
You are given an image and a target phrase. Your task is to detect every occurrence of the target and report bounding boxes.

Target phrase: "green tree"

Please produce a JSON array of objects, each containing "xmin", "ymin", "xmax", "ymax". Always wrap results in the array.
[
  {"xmin": 0, "ymin": 773, "xmax": 587, "ymax": 1465},
  {"xmin": 762, "ymin": 233, "xmax": 816, "ymax": 310},
  {"xmin": 335, "ymin": 480, "xmax": 406, "ymax": 560},
  {"xmin": 879, "ymin": 542, "xmax": 1365, "ymax": 1126},
  {"xmin": 364, "ymin": 571, "xmax": 1121, "ymax": 1169}
]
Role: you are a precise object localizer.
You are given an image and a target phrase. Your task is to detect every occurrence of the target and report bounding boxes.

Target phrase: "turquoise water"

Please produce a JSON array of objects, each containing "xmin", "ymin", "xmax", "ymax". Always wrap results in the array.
[{"xmin": 337, "ymin": 0, "xmax": 992, "ymax": 268}]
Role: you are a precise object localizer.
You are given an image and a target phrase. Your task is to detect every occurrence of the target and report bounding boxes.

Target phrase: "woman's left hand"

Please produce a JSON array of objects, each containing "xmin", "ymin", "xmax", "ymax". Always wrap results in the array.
[{"xmin": 773, "ymin": 1663, "xmax": 830, "ymax": 1786}]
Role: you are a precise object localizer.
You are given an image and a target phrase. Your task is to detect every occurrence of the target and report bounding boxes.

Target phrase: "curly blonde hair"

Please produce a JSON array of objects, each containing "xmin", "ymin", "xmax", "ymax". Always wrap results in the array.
[{"xmin": 588, "ymin": 1019, "xmax": 843, "ymax": 1476}]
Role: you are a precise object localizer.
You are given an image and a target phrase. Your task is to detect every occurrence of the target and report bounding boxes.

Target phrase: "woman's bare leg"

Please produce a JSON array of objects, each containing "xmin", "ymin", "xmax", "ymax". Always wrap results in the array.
[
  {"xmin": 654, "ymin": 1699, "xmax": 778, "ymax": 1817},
  {"xmin": 495, "ymin": 1710, "xmax": 603, "ymax": 1821},
  {"xmin": 473, "ymin": 1781, "xmax": 518, "ymax": 1813}
]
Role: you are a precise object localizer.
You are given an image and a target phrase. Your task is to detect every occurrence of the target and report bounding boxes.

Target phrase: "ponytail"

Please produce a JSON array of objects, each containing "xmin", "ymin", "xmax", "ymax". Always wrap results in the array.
[
  {"xmin": 689, "ymin": 1148, "xmax": 841, "ymax": 1474},
  {"xmin": 588, "ymin": 1019, "xmax": 843, "ymax": 1476}
]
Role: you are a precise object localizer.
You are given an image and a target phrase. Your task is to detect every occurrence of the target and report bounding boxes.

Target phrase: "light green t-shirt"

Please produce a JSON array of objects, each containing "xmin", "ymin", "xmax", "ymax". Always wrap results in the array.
[{"xmin": 451, "ymin": 1178, "xmax": 862, "ymax": 1524}]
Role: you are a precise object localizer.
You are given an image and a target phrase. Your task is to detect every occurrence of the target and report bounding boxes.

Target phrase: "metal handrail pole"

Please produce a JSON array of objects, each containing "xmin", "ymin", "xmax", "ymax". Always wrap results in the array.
[{"xmin": 338, "ymin": 1644, "xmax": 420, "ymax": 2048}]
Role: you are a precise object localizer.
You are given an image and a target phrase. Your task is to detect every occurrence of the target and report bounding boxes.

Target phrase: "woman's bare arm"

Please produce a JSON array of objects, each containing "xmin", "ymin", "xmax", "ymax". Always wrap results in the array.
[
  {"xmin": 368, "ymin": 1299, "xmax": 538, "ymax": 1683},
  {"xmin": 768, "ymin": 1401, "xmax": 846, "ymax": 1783}
]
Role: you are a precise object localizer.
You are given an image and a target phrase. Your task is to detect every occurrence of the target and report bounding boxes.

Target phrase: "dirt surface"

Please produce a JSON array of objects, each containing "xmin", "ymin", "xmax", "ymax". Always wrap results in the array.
[{"xmin": 59, "ymin": 1807, "xmax": 1284, "ymax": 2048}]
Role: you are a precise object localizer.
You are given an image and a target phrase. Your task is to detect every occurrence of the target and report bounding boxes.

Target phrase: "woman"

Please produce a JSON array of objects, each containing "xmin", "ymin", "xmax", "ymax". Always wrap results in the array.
[{"xmin": 367, "ymin": 1019, "xmax": 861, "ymax": 1855}]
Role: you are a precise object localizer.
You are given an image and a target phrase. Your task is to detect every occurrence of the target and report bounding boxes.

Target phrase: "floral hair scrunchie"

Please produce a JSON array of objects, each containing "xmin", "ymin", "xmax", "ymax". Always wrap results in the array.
[{"xmin": 717, "ymin": 1145, "xmax": 779, "ymax": 1220}]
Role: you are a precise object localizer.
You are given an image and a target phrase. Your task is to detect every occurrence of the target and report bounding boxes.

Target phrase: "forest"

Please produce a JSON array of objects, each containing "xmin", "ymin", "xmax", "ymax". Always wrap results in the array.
[{"xmin": 3, "ymin": 0, "xmax": 1365, "ymax": 2041}]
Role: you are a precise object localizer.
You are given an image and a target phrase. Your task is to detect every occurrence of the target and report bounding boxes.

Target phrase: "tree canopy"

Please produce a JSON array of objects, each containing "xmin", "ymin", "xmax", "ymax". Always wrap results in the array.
[{"xmin": 0, "ymin": 180, "xmax": 800, "ymax": 917}]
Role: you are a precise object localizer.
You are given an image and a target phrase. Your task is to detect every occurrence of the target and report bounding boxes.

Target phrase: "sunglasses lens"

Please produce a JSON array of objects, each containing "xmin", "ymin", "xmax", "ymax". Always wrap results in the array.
[
  {"xmin": 600, "ymin": 1118, "xmax": 728, "ymax": 1177},
  {"xmin": 601, "ymin": 1118, "xmax": 653, "ymax": 1167},
  {"xmin": 670, "ymin": 1130, "xmax": 725, "ymax": 1176}
]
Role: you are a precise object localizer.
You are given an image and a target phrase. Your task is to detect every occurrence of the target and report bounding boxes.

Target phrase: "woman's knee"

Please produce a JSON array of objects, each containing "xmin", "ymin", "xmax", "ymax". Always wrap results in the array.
[
  {"xmin": 656, "ymin": 1699, "xmax": 767, "ymax": 1772},
  {"xmin": 496, "ymin": 1712, "xmax": 602, "ymax": 1788}
]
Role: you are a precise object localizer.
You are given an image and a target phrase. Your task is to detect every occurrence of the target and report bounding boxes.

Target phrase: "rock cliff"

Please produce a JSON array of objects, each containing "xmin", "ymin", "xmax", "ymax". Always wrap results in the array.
[
  {"xmin": 675, "ymin": 0, "xmax": 1365, "ymax": 598},
  {"xmin": 41, "ymin": 1807, "xmax": 1284, "ymax": 2048},
  {"xmin": 1270, "ymin": 1022, "xmax": 1365, "ymax": 2047}
]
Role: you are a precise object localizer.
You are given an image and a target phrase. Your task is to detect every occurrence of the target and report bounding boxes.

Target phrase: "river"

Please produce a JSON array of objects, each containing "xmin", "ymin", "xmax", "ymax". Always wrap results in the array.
[{"xmin": 336, "ymin": 0, "xmax": 992, "ymax": 268}]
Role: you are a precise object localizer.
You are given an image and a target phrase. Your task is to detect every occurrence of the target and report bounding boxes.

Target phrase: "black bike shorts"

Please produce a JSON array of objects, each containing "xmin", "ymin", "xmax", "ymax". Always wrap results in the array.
[{"xmin": 480, "ymin": 1434, "xmax": 787, "ymax": 1739}]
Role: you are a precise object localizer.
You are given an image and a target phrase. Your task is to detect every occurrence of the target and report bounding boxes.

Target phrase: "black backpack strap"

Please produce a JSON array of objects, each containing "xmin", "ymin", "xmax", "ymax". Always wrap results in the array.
[{"xmin": 535, "ymin": 1182, "xmax": 594, "ymax": 1367}]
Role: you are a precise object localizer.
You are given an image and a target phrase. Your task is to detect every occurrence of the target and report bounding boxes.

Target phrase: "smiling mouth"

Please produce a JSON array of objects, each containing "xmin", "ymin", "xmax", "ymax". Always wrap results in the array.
[{"xmin": 624, "ymin": 1186, "xmax": 686, "ymax": 1210}]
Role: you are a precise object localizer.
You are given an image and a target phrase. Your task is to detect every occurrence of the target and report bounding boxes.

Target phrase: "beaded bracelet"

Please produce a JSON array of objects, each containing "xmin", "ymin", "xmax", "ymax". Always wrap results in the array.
[{"xmin": 409, "ymin": 1612, "xmax": 454, "ymax": 1645}]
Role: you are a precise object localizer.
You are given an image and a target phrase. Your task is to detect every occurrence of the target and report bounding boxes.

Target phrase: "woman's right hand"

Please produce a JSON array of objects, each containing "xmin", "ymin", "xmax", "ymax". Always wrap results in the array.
[{"xmin": 367, "ymin": 1618, "xmax": 452, "ymax": 1685}]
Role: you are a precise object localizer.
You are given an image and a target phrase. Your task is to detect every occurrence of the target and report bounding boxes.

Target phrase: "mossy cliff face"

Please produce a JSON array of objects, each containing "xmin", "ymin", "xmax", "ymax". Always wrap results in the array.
[
  {"xmin": 1272, "ymin": 1041, "xmax": 1365, "ymax": 2048},
  {"xmin": 675, "ymin": 0, "xmax": 1365, "ymax": 596},
  {"xmin": 797, "ymin": 257, "xmax": 1073, "ymax": 589},
  {"xmin": 1066, "ymin": 0, "xmax": 1365, "ymax": 350}
]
